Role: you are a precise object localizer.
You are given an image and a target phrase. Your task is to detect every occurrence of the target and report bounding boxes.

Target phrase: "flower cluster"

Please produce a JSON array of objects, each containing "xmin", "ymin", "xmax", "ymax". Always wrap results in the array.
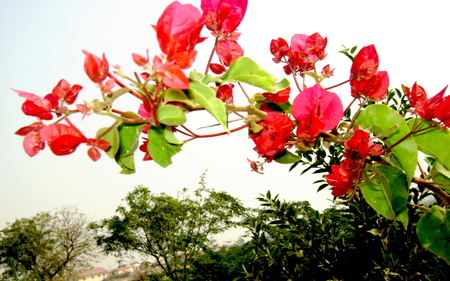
[
  {"xmin": 350, "ymin": 45, "xmax": 389, "ymax": 101},
  {"xmin": 325, "ymin": 129, "xmax": 383, "ymax": 197},
  {"xmin": 403, "ymin": 82, "xmax": 450, "ymax": 127}
]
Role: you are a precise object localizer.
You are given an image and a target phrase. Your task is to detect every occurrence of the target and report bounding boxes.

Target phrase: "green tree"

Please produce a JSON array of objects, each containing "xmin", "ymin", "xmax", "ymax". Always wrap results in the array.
[
  {"xmin": 241, "ymin": 192, "xmax": 450, "ymax": 280},
  {"xmin": 90, "ymin": 175, "xmax": 245, "ymax": 281},
  {"xmin": 0, "ymin": 206, "xmax": 99, "ymax": 280}
]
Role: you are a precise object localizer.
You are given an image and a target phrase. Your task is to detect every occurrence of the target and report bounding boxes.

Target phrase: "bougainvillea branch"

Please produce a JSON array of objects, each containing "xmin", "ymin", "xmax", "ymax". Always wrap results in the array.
[{"xmin": 13, "ymin": 0, "xmax": 450, "ymax": 263}]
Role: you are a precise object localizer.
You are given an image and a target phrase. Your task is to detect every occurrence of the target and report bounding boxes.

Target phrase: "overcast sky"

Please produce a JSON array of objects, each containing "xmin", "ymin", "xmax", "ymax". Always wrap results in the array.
[{"xmin": 1, "ymin": 0, "xmax": 449, "ymax": 269}]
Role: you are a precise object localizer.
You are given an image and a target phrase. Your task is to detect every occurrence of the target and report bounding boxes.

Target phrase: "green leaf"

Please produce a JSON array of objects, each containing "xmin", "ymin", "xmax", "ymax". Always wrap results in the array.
[
  {"xmin": 408, "ymin": 118, "xmax": 450, "ymax": 170},
  {"xmin": 188, "ymin": 80, "xmax": 229, "ymax": 132},
  {"xmin": 96, "ymin": 126, "xmax": 120, "ymax": 159},
  {"xmin": 360, "ymin": 165, "xmax": 409, "ymax": 228},
  {"xmin": 220, "ymin": 57, "xmax": 290, "ymax": 93},
  {"xmin": 356, "ymin": 104, "xmax": 417, "ymax": 184},
  {"xmin": 157, "ymin": 105, "xmax": 187, "ymax": 126},
  {"xmin": 110, "ymin": 87, "xmax": 130, "ymax": 102},
  {"xmin": 274, "ymin": 150, "xmax": 302, "ymax": 164},
  {"xmin": 164, "ymin": 126, "xmax": 184, "ymax": 145},
  {"xmin": 417, "ymin": 205, "xmax": 450, "ymax": 264},
  {"xmin": 115, "ymin": 122, "xmax": 145, "ymax": 174},
  {"xmin": 164, "ymin": 88, "xmax": 196, "ymax": 107},
  {"xmin": 148, "ymin": 125, "xmax": 182, "ymax": 168}
]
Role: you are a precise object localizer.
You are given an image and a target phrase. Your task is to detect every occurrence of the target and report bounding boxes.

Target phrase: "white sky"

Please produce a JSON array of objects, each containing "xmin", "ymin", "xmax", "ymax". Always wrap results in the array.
[{"xmin": 1, "ymin": 0, "xmax": 449, "ymax": 269}]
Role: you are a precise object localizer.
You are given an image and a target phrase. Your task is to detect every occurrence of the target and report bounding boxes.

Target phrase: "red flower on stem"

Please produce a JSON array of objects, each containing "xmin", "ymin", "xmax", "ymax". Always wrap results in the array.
[
  {"xmin": 201, "ymin": 0, "xmax": 248, "ymax": 35},
  {"xmin": 404, "ymin": 82, "xmax": 450, "ymax": 127},
  {"xmin": 350, "ymin": 45, "xmax": 390, "ymax": 101},
  {"xmin": 292, "ymin": 84, "xmax": 343, "ymax": 141},
  {"xmin": 52, "ymin": 79, "xmax": 83, "ymax": 105},
  {"xmin": 152, "ymin": 56, "xmax": 190, "ymax": 89},
  {"xmin": 153, "ymin": 1, "xmax": 206, "ymax": 69},
  {"xmin": 13, "ymin": 89, "xmax": 59, "ymax": 120},
  {"xmin": 216, "ymin": 83, "xmax": 234, "ymax": 104},
  {"xmin": 15, "ymin": 121, "xmax": 46, "ymax": 157},
  {"xmin": 39, "ymin": 119, "xmax": 88, "ymax": 156},
  {"xmin": 86, "ymin": 138, "xmax": 111, "ymax": 162},
  {"xmin": 262, "ymin": 87, "xmax": 290, "ymax": 104},
  {"xmin": 82, "ymin": 50, "xmax": 109, "ymax": 83},
  {"xmin": 251, "ymin": 112, "xmax": 293, "ymax": 162}
]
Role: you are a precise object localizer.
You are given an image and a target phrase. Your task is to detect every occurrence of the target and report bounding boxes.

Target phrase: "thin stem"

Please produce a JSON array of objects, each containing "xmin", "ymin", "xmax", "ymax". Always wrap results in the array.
[
  {"xmin": 237, "ymin": 82, "xmax": 251, "ymax": 102},
  {"xmin": 181, "ymin": 123, "xmax": 250, "ymax": 141},
  {"xmin": 324, "ymin": 79, "xmax": 350, "ymax": 91},
  {"xmin": 204, "ymin": 36, "xmax": 220, "ymax": 75},
  {"xmin": 413, "ymin": 176, "xmax": 450, "ymax": 204},
  {"xmin": 108, "ymin": 72, "xmax": 144, "ymax": 101},
  {"xmin": 96, "ymin": 121, "xmax": 120, "ymax": 139}
]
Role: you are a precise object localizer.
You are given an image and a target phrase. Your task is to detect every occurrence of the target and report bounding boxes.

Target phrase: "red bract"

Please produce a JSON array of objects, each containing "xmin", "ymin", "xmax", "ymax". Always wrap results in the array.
[
  {"xmin": 216, "ymin": 39, "xmax": 244, "ymax": 66},
  {"xmin": 403, "ymin": 82, "xmax": 427, "ymax": 108},
  {"xmin": 251, "ymin": 112, "xmax": 293, "ymax": 161},
  {"xmin": 82, "ymin": 50, "xmax": 109, "ymax": 83},
  {"xmin": 351, "ymin": 45, "xmax": 379, "ymax": 80},
  {"xmin": 16, "ymin": 121, "xmax": 45, "ymax": 157},
  {"xmin": 13, "ymin": 89, "xmax": 59, "ymax": 120},
  {"xmin": 270, "ymin": 37, "xmax": 291, "ymax": 63},
  {"xmin": 152, "ymin": 56, "xmax": 190, "ymax": 89},
  {"xmin": 132, "ymin": 50, "xmax": 149, "ymax": 66},
  {"xmin": 39, "ymin": 120, "xmax": 87, "ymax": 156},
  {"xmin": 154, "ymin": 1, "xmax": 205, "ymax": 69},
  {"xmin": 344, "ymin": 129, "xmax": 383, "ymax": 160},
  {"xmin": 51, "ymin": 79, "xmax": 83, "ymax": 105},
  {"xmin": 291, "ymin": 33, "xmax": 327, "ymax": 63},
  {"xmin": 350, "ymin": 70, "xmax": 389, "ymax": 101},
  {"xmin": 139, "ymin": 138, "xmax": 153, "ymax": 161},
  {"xmin": 326, "ymin": 159, "xmax": 360, "ymax": 197},
  {"xmin": 292, "ymin": 84, "xmax": 343, "ymax": 134},
  {"xmin": 201, "ymin": 0, "xmax": 248, "ymax": 35},
  {"xmin": 216, "ymin": 83, "xmax": 234, "ymax": 104},
  {"xmin": 262, "ymin": 87, "xmax": 290, "ymax": 104},
  {"xmin": 86, "ymin": 138, "xmax": 111, "ymax": 162},
  {"xmin": 209, "ymin": 63, "xmax": 227, "ymax": 74}
]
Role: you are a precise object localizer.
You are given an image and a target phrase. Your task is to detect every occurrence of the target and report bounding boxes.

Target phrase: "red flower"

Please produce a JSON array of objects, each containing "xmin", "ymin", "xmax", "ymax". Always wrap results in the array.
[
  {"xmin": 209, "ymin": 63, "xmax": 227, "ymax": 74},
  {"xmin": 326, "ymin": 159, "xmax": 360, "ymax": 197},
  {"xmin": 292, "ymin": 84, "xmax": 343, "ymax": 140},
  {"xmin": 13, "ymin": 89, "xmax": 59, "ymax": 120},
  {"xmin": 216, "ymin": 83, "xmax": 234, "ymax": 104},
  {"xmin": 86, "ymin": 138, "xmax": 110, "ymax": 162},
  {"xmin": 153, "ymin": 1, "xmax": 205, "ymax": 69},
  {"xmin": 139, "ymin": 138, "xmax": 153, "ymax": 161},
  {"xmin": 201, "ymin": 0, "xmax": 248, "ymax": 35},
  {"xmin": 51, "ymin": 79, "xmax": 83, "ymax": 105},
  {"xmin": 216, "ymin": 39, "xmax": 244, "ymax": 66},
  {"xmin": 15, "ymin": 121, "xmax": 46, "ymax": 157},
  {"xmin": 251, "ymin": 112, "xmax": 293, "ymax": 161},
  {"xmin": 152, "ymin": 56, "xmax": 190, "ymax": 89},
  {"xmin": 262, "ymin": 87, "xmax": 290, "ymax": 104},
  {"xmin": 39, "ymin": 119, "xmax": 87, "ymax": 156},
  {"xmin": 350, "ymin": 45, "xmax": 379, "ymax": 80},
  {"xmin": 404, "ymin": 82, "xmax": 450, "ymax": 126},
  {"xmin": 344, "ymin": 129, "xmax": 383, "ymax": 160},
  {"xmin": 82, "ymin": 50, "xmax": 109, "ymax": 83},
  {"xmin": 350, "ymin": 45, "xmax": 389, "ymax": 101},
  {"xmin": 132, "ymin": 49, "xmax": 149, "ymax": 66},
  {"xmin": 270, "ymin": 33, "xmax": 327, "ymax": 76},
  {"xmin": 350, "ymin": 71, "xmax": 389, "ymax": 101}
]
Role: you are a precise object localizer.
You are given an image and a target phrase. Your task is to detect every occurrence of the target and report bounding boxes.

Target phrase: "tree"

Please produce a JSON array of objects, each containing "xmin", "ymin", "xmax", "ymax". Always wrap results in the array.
[
  {"xmin": 240, "ymin": 192, "xmax": 450, "ymax": 280},
  {"xmin": 90, "ymin": 174, "xmax": 245, "ymax": 281},
  {"xmin": 0, "ymin": 206, "xmax": 99, "ymax": 280}
]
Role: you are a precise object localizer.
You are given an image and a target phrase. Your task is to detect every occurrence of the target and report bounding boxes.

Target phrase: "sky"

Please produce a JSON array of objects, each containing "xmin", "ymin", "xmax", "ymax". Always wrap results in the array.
[{"xmin": 1, "ymin": 0, "xmax": 449, "ymax": 269}]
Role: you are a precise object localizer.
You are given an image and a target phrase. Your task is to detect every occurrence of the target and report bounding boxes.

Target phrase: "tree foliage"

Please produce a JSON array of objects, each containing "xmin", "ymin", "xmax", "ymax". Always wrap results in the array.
[
  {"xmin": 90, "ymin": 174, "xmax": 244, "ymax": 281},
  {"xmin": 0, "ymin": 206, "xmax": 99, "ymax": 280}
]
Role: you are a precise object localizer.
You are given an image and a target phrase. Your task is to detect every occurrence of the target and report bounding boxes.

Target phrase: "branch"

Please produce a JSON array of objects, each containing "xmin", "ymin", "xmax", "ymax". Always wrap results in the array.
[{"xmin": 413, "ymin": 176, "xmax": 450, "ymax": 204}]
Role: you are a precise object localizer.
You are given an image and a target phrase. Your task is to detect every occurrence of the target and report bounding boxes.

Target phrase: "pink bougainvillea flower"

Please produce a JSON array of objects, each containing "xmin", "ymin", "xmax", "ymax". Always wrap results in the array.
[
  {"xmin": 82, "ymin": 50, "xmax": 109, "ymax": 83},
  {"xmin": 350, "ymin": 71, "xmax": 389, "ymax": 101},
  {"xmin": 201, "ymin": 0, "xmax": 248, "ymax": 35},
  {"xmin": 13, "ymin": 89, "xmax": 59, "ymax": 120},
  {"xmin": 153, "ymin": 1, "xmax": 205, "ymax": 69},
  {"xmin": 216, "ymin": 39, "xmax": 244, "ymax": 66},
  {"xmin": 292, "ymin": 84, "xmax": 343, "ymax": 134},
  {"xmin": 51, "ymin": 79, "xmax": 83, "ymax": 105},
  {"xmin": 291, "ymin": 32, "xmax": 327, "ymax": 63},
  {"xmin": 262, "ymin": 86, "xmax": 291, "ymax": 104},
  {"xmin": 350, "ymin": 44, "xmax": 379, "ymax": 80},
  {"xmin": 15, "ymin": 121, "xmax": 46, "ymax": 157},
  {"xmin": 251, "ymin": 112, "xmax": 293, "ymax": 161},
  {"xmin": 152, "ymin": 56, "xmax": 190, "ymax": 89},
  {"xmin": 216, "ymin": 83, "xmax": 234, "ymax": 104},
  {"xmin": 39, "ymin": 119, "xmax": 87, "ymax": 156}
]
